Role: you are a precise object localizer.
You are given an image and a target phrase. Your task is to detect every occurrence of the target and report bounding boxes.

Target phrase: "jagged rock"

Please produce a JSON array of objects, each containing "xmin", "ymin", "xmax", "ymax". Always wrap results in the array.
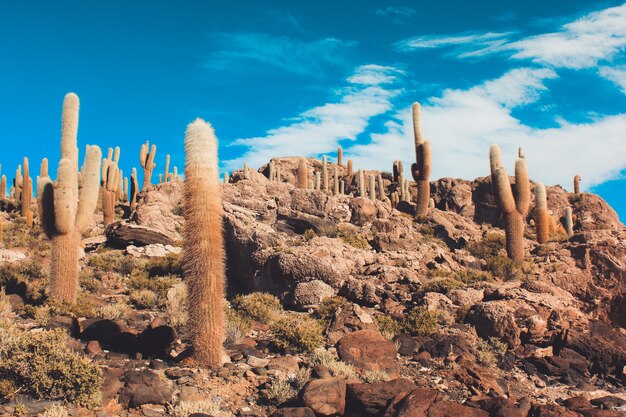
[
  {"xmin": 105, "ymin": 221, "xmax": 177, "ymax": 247},
  {"xmin": 132, "ymin": 180, "xmax": 184, "ymax": 238},
  {"xmin": 302, "ymin": 378, "xmax": 346, "ymax": 416},
  {"xmin": 346, "ymin": 378, "xmax": 417, "ymax": 417},
  {"xmin": 336, "ymin": 330, "xmax": 399, "ymax": 375},
  {"xmin": 119, "ymin": 369, "xmax": 173, "ymax": 408},
  {"xmin": 465, "ymin": 301, "xmax": 522, "ymax": 347},
  {"xmin": 383, "ymin": 388, "xmax": 489, "ymax": 417},
  {"xmin": 327, "ymin": 304, "xmax": 379, "ymax": 345}
]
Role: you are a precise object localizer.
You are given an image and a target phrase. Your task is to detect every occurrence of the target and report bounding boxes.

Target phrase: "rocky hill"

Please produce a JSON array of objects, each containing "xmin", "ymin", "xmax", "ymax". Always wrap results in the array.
[{"xmin": 0, "ymin": 155, "xmax": 625, "ymax": 417}]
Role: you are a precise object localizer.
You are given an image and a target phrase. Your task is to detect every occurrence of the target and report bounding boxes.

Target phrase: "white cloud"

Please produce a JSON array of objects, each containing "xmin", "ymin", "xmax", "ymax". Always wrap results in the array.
[
  {"xmin": 397, "ymin": 3, "xmax": 626, "ymax": 69},
  {"xmin": 506, "ymin": 4, "xmax": 626, "ymax": 68},
  {"xmin": 222, "ymin": 65, "xmax": 402, "ymax": 171},
  {"xmin": 599, "ymin": 65, "xmax": 626, "ymax": 94},
  {"xmin": 205, "ymin": 32, "xmax": 357, "ymax": 76},
  {"xmin": 376, "ymin": 6, "xmax": 416, "ymax": 24},
  {"xmin": 347, "ymin": 68, "xmax": 626, "ymax": 190}
]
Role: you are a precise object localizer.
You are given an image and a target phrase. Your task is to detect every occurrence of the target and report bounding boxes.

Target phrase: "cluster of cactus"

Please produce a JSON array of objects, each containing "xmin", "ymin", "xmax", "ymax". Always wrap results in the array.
[
  {"xmin": 182, "ymin": 118, "xmax": 225, "ymax": 368},
  {"xmin": 101, "ymin": 147, "xmax": 121, "ymax": 226},
  {"xmin": 490, "ymin": 144, "xmax": 530, "ymax": 264},
  {"xmin": 38, "ymin": 93, "xmax": 102, "ymax": 303},
  {"xmin": 410, "ymin": 102, "xmax": 432, "ymax": 217}
]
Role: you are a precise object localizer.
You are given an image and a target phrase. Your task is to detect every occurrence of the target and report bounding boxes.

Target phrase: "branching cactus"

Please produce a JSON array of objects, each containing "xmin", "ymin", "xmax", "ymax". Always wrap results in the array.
[
  {"xmin": 297, "ymin": 158, "xmax": 308, "ymax": 189},
  {"xmin": 534, "ymin": 183, "xmax": 550, "ymax": 244},
  {"xmin": 21, "ymin": 157, "xmax": 33, "ymax": 227},
  {"xmin": 489, "ymin": 145, "xmax": 502, "ymax": 184},
  {"xmin": 337, "ymin": 146, "xmax": 343, "ymax": 167},
  {"xmin": 490, "ymin": 144, "xmax": 530, "ymax": 264},
  {"xmin": 182, "ymin": 118, "xmax": 225, "ymax": 368},
  {"xmin": 574, "ymin": 175, "xmax": 581, "ymax": 194},
  {"xmin": 564, "ymin": 207, "xmax": 574, "ymax": 236},
  {"xmin": 391, "ymin": 191, "xmax": 399, "ymax": 208},
  {"xmin": 410, "ymin": 102, "xmax": 431, "ymax": 217},
  {"xmin": 140, "ymin": 141, "xmax": 157, "ymax": 189},
  {"xmin": 40, "ymin": 93, "xmax": 102, "ymax": 303}
]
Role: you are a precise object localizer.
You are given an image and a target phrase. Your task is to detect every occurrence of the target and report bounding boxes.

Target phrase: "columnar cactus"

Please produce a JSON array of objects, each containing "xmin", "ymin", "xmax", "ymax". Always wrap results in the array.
[
  {"xmin": 534, "ymin": 183, "xmax": 550, "ymax": 244},
  {"xmin": 322, "ymin": 156, "xmax": 328, "ymax": 192},
  {"xmin": 377, "ymin": 174, "xmax": 385, "ymax": 201},
  {"xmin": 182, "ymin": 118, "xmax": 225, "ymax": 368},
  {"xmin": 339, "ymin": 179, "xmax": 345, "ymax": 195},
  {"xmin": 275, "ymin": 166, "xmax": 281, "ymax": 183},
  {"xmin": 0, "ymin": 175, "xmax": 5, "ymax": 199},
  {"xmin": 314, "ymin": 172, "xmax": 321, "ymax": 191},
  {"xmin": 564, "ymin": 207, "xmax": 574, "ymax": 236},
  {"xmin": 40, "ymin": 93, "xmax": 102, "ymax": 303},
  {"xmin": 358, "ymin": 169, "xmax": 365, "ymax": 197},
  {"xmin": 489, "ymin": 144, "xmax": 530, "ymax": 264},
  {"xmin": 347, "ymin": 159, "xmax": 353, "ymax": 176},
  {"xmin": 173, "ymin": 166, "xmax": 179, "ymax": 180},
  {"xmin": 393, "ymin": 160, "xmax": 403, "ymax": 184},
  {"xmin": 402, "ymin": 178, "xmax": 410, "ymax": 202},
  {"xmin": 574, "ymin": 175, "xmax": 580, "ymax": 194},
  {"xmin": 489, "ymin": 145, "xmax": 502, "ymax": 184},
  {"xmin": 391, "ymin": 192, "xmax": 399, "ymax": 209},
  {"xmin": 14, "ymin": 165, "xmax": 23, "ymax": 202},
  {"xmin": 130, "ymin": 168, "xmax": 139, "ymax": 212},
  {"xmin": 40, "ymin": 158, "xmax": 49, "ymax": 179},
  {"xmin": 102, "ymin": 157, "xmax": 120, "ymax": 226},
  {"xmin": 164, "ymin": 154, "xmax": 171, "ymax": 183},
  {"xmin": 410, "ymin": 102, "xmax": 431, "ymax": 217},
  {"xmin": 297, "ymin": 158, "xmax": 308, "ymax": 189},
  {"xmin": 337, "ymin": 147, "xmax": 343, "ymax": 167},
  {"xmin": 268, "ymin": 161, "xmax": 275, "ymax": 181},
  {"xmin": 21, "ymin": 157, "xmax": 33, "ymax": 227},
  {"xmin": 518, "ymin": 147, "xmax": 525, "ymax": 159},
  {"xmin": 223, "ymin": 172, "xmax": 229, "ymax": 184},
  {"xmin": 369, "ymin": 174, "xmax": 376, "ymax": 201},
  {"xmin": 140, "ymin": 141, "xmax": 157, "ymax": 189},
  {"xmin": 333, "ymin": 167, "xmax": 339, "ymax": 195},
  {"xmin": 428, "ymin": 198, "xmax": 435, "ymax": 209}
]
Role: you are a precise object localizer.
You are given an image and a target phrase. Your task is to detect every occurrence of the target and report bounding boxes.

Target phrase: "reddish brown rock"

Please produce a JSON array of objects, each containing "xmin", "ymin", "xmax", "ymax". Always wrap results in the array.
[
  {"xmin": 302, "ymin": 377, "xmax": 346, "ymax": 416},
  {"xmin": 346, "ymin": 378, "xmax": 417, "ymax": 416},
  {"xmin": 336, "ymin": 330, "xmax": 399, "ymax": 375}
]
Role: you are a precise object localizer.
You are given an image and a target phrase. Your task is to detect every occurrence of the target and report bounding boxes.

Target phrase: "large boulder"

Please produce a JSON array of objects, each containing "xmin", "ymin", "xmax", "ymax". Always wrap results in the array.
[
  {"xmin": 336, "ymin": 330, "xmax": 399, "ymax": 376},
  {"xmin": 346, "ymin": 378, "xmax": 417, "ymax": 417},
  {"xmin": 302, "ymin": 378, "xmax": 347, "ymax": 416},
  {"xmin": 119, "ymin": 369, "xmax": 173, "ymax": 408}
]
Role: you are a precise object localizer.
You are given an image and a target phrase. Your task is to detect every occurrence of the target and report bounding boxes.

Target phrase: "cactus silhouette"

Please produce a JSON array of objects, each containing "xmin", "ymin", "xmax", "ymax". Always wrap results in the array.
[
  {"xmin": 490, "ymin": 144, "xmax": 530, "ymax": 264},
  {"xmin": 182, "ymin": 118, "xmax": 226, "ymax": 368},
  {"xmin": 534, "ymin": 183, "xmax": 550, "ymax": 244},
  {"xmin": 40, "ymin": 93, "xmax": 102, "ymax": 303},
  {"xmin": 410, "ymin": 103, "xmax": 431, "ymax": 217}
]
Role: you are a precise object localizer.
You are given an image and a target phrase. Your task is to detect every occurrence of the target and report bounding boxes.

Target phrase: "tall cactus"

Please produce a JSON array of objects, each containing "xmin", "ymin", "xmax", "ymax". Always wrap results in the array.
[
  {"xmin": 564, "ymin": 207, "xmax": 574, "ymax": 237},
  {"xmin": 358, "ymin": 169, "xmax": 365, "ymax": 197},
  {"xmin": 377, "ymin": 174, "xmax": 385, "ymax": 201},
  {"xmin": 333, "ymin": 167, "xmax": 339, "ymax": 195},
  {"xmin": 337, "ymin": 146, "xmax": 343, "ymax": 167},
  {"xmin": 347, "ymin": 159, "xmax": 353, "ymax": 176},
  {"xmin": 573, "ymin": 175, "xmax": 580, "ymax": 194},
  {"xmin": 102, "ymin": 157, "xmax": 120, "ymax": 226},
  {"xmin": 182, "ymin": 118, "xmax": 225, "ymax": 368},
  {"xmin": 393, "ymin": 160, "xmax": 403, "ymax": 184},
  {"xmin": 0, "ymin": 175, "xmax": 5, "ymax": 199},
  {"xmin": 39, "ymin": 93, "xmax": 102, "ymax": 303},
  {"xmin": 164, "ymin": 154, "xmax": 171, "ymax": 183},
  {"xmin": 40, "ymin": 158, "xmax": 49, "ymax": 179},
  {"xmin": 322, "ymin": 156, "xmax": 328, "ymax": 192},
  {"xmin": 130, "ymin": 168, "xmax": 139, "ymax": 212},
  {"xmin": 314, "ymin": 172, "xmax": 321, "ymax": 191},
  {"xmin": 140, "ymin": 141, "xmax": 157, "ymax": 189},
  {"xmin": 368, "ymin": 174, "xmax": 376, "ymax": 201},
  {"xmin": 410, "ymin": 102, "xmax": 431, "ymax": 217},
  {"xmin": 490, "ymin": 144, "xmax": 530, "ymax": 264},
  {"xmin": 21, "ymin": 157, "xmax": 33, "ymax": 227},
  {"xmin": 297, "ymin": 158, "xmax": 308, "ymax": 189},
  {"xmin": 534, "ymin": 183, "xmax": 550, "ymax": 244}
]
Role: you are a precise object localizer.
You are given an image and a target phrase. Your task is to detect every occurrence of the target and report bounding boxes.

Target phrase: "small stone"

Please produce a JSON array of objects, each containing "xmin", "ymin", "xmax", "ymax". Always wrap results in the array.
[{"xmin": 247, "ymin": 355, "xmax": 270, "ymax": 368}]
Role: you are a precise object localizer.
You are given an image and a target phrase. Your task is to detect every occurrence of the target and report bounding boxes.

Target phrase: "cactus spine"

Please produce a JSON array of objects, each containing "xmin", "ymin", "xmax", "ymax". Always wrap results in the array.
[
  {"xmin": 564, "ymin": 207, "xmax": 574, "ymax": 237},
  {"xmin": 140, "ymin": 141, "xmax": 157, "ymax": 189},
  {"xmin": 410, "ymin": 102, "xmax": 431, "ymax": 217},
  {"xmin": 337, "ymin": 147, "xmax": 343, "ymax": 167},
  {"xmin": 574, "ymin": 175, "xmax": 580, "ymax": 194},
  {"xmin": 490, "ymin": 144, "xmax": 530, "ymax": 264},
  {"xmin": 297, "ymin": 158, "xmax": 308, "ymax": 189},
  {"xmin": 40, "ymin": 93, "xmax": 102, "ymax": 303},
  {"xmin": 182, "ymin": 118, "xmax": 225, "ymax": 368},
  {"xmin": 21, "ymin": 157, "xmax": 33, "ymax": 227},
  {"xmin": 534, "ymin": 183, "xmax": 550, "ymax": 244}
]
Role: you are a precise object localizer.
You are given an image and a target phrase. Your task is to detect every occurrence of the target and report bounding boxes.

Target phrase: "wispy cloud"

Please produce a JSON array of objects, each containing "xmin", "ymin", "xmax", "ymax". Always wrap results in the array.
[
  {"xmin": 376, "ymin": 6, "xmax": 416, "ymax": 24},
  {"xmin": 205, "ymin": 32, "xmax": 357, "ymax": 76},
  {"xmin": 394, "ymin": 31, "xmax": 512, "ymax": 59},
  {"xmin": 599, "ymin": 65, "xmax": 626, "ymax": 94},
  {"xmin": 396, "ymin": 3, "xmax": 626, "ymax": 69},
  {"xmin": 347, "ymin": 67, "xmax": 626, "ymax": 190},
  {"xmin": 223, "ymin": 65, "xmax": 402, "ymax": 170}
]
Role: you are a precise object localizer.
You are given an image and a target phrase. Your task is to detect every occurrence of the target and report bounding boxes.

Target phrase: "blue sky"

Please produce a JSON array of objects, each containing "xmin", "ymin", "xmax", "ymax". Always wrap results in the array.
[{"xmin": 1, "ymin": 0, "xmax": 625, "ymax": 219}]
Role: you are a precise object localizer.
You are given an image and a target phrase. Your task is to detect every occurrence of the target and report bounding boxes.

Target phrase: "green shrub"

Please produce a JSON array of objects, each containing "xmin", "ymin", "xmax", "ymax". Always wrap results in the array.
[
  {"xmin": 467, "ymin": 233, "xmax": 506, "ymax": 259},
  {"xmin": 144, "ymin": 253, "xmax": 183, "ymax": 277},
  {"xmin": 402, "ymin": 307, "xmax": 439, "ymax": 336},
  {"xmin": 476, "ymin": 337, "xmax": 508, "ymax": 367},
  {"xmin": 0, "ymin": 326, "xmax": 102, "ymax": 407},
  {"xmin": 315, "ymin": 296, "xmax": 348, "ymax": 325},
  {"xmin": 271, "ymin": 315, "xmax": 324, "ymax": 353},
  {"xmin": 127, "ymin": 272, "xmax": 178, "ymax": 305},
  {"xmin": 303, "ymin": 229, "xmax": 317, "ymax": 241},
  {"xmin": 454, "ymin": 269, "xmax": 493, "ymax": 284},
  {"xmin": 231, "ymin": 292, "xmax": 282, "ymax": 325},
  {"xmin": 375, "ymin": 315, "xmax": 403, "ymax": 340},
  {"xmin": 129, "ymin": 289, "xmax": 159, "ymax": 309},
  {"xmin": 335, "ymin": 226, "xmax": 370, "ymax": 250},
  {"xmin": 420, "ymin": 278, "xmax": 464, "ymax": 295},
  {"xmin": 225, "ymin": 308, "xmax": 253, "ymax": 346},
  {"xmin": 87, "ymin": 251, "xmax": 137, "ymax": 275}
]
